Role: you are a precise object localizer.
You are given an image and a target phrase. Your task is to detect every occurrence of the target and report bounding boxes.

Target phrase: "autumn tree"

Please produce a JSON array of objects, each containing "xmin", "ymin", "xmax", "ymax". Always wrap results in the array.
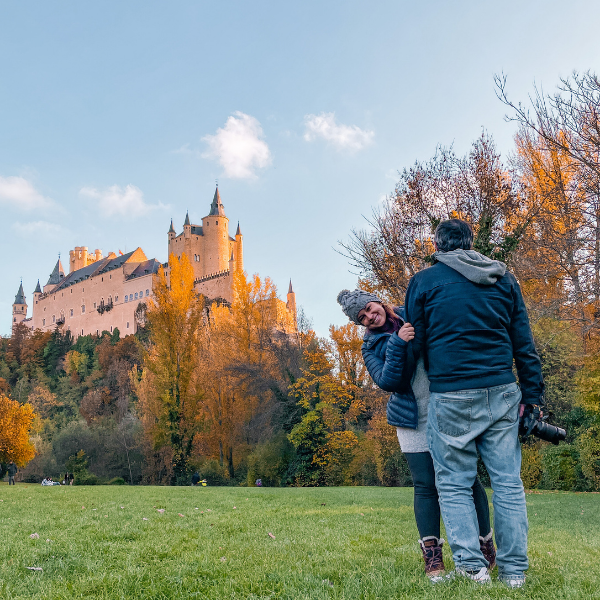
[
  {"xmin": 288, "ymin": 324, "xmax": 371, "ymax": 485},
  {"xmin": 0, "ymin": 395, "xmax": 36, "ymax": 471},
  {"xmin": 136, "ymin": 253, "xmax": 205, "ymax": 485},
  {"xmin": 195, "ymin": 271, "xmax": 287, "ymax": 479},
  {"xmin": 497, "ymin": 71, "xmax": 600, "ymax": 337},
  {"xmin": 340, "ymin": 132, "xmax": 533, "ymax": 302}
]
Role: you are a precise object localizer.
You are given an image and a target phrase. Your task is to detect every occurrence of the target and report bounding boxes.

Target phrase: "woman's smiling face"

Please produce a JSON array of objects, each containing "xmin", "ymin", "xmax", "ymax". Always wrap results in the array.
[{"xmin": 357, "ymin": 302, "xmax": 386, "ymax": 329}]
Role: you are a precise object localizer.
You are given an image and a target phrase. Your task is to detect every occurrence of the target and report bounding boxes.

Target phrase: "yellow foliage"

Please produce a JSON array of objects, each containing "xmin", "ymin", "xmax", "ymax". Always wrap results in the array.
[{"xmin": 0, "ymin": 395, "xmax": 37, "ymax": 467}]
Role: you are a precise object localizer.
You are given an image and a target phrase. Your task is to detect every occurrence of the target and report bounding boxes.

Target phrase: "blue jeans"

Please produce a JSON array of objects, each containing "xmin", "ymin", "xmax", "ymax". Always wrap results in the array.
[{"xmin": 427, "ymin": 382, "xmax": 528, "ymax": 577}]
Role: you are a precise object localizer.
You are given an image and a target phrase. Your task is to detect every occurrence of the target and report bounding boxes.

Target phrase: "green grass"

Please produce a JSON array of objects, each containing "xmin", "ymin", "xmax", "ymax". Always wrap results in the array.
[{"xmin": 0, "ymin": 484, "xmax": 599, "ymax": 599}]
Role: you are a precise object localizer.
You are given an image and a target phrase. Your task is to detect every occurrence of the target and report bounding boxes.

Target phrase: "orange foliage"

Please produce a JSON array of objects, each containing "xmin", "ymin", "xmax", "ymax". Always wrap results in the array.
[{"xmin": 0, "ymin": 395, "xmax": 36, "ymax": 467}]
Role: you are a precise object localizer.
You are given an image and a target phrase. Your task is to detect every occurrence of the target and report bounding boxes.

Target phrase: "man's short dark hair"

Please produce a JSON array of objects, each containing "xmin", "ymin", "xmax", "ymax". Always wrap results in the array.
[{"xmin": 434, "ymin": 219, "xmax": 473, "ymax": 252}]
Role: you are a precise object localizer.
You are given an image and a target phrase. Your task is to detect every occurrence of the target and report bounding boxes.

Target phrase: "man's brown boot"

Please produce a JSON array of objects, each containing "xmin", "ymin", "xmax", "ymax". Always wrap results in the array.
[{"xmin": 419, "ymin": 537, "xmax": 446, "ymax": 582}]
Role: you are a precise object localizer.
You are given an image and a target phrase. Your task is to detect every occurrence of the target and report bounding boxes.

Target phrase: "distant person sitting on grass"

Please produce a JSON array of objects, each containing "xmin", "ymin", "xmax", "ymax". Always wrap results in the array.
[
  {"xmin": 337, "ymin": 289, "xmax": 495, "ymax": 582},
  {"xmin": 7, "ymin": 461, "xmax": 17, "ymax": 485},
  {"xmin": 191, "ymin": 472, "xmax": 200, "ymax": 486}
]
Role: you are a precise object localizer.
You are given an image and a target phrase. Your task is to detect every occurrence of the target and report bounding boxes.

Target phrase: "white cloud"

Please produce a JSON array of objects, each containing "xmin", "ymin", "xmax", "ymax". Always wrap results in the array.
[
  {"xmin": 79, "ymin": 184, "xmax": 166, "ymax": 217},
  {"xmin": 303, "ymin": 113, "xmax": 374, "ymax": 152},
  {"xmin": 0, "ymin": 176, "xmax": 53, "ymax": 210},
  {"xmin": 12, "ymin": 220, "xmax": 66, "ymax": 238},
  {"xmin": 202, "ymin": 112, "xmax": 272, "ymax": 179}
]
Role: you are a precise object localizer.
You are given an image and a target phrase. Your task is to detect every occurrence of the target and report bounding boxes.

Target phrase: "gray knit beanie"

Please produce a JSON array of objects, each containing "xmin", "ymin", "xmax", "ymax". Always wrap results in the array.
[{"xmin": 337, "ymin": 289, "xmax": 383, "ymax": 325}]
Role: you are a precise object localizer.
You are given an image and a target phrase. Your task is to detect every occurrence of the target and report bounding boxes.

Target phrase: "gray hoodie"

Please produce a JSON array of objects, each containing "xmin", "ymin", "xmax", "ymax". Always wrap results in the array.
[{"xmin": 433, "ymin": 249, "xmax": 506, "ymax": 285}]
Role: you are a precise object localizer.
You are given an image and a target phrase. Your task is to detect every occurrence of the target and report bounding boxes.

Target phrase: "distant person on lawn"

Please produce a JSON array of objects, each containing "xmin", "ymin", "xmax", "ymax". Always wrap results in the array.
[
  {"xmin": 337, "ymin": 289, "xmax": 495, "ymax": 581},
  {"xmin": 403, "ymin": 219, "xmax": 545, "ymax": 588},
  {"xmin": 7, "ymin": 461, "xmax": 17, "ymax": 485}
]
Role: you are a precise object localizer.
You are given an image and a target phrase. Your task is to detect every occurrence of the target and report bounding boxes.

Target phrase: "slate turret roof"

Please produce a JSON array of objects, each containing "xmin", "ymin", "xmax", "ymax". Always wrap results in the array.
[
  {"xmin": 208, "ymin": 186, "xmax": 226, "ymax": 217},
  {"xmin": 47, "ymin": 259, "xmax": 65, "ymax": 286},
  {"xmin": 169, "ymin": 219, "xmax": 175, "ymax": 234},
  {"xmin": 34, "ymin": 280, "xmax": 41, "ymax": 294},
  {"xmin": 14, "ymin": 281, "xmax": 26, "ymax": 305}
]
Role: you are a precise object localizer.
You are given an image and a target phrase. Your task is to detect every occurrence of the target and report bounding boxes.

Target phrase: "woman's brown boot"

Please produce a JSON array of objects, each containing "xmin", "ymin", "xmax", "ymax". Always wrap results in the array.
[
  {"xmin": 479, "ymin": 530, "xmax": 496, "ymax": 570},
  {"xmin": 419, "ymin": 537, "xmax": 446, "ymax": 582}
]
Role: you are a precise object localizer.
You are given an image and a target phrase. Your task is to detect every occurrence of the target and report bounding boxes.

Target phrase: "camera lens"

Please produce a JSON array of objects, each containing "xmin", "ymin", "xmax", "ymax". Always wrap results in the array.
[{"xmin": 532, "ymin": 421, "xmax": 567, "ymax": 445}]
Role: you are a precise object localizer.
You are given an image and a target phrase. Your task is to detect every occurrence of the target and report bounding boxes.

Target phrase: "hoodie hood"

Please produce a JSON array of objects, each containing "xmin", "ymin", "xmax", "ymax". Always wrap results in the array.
[{"xmin": 433, "ymin": 249, "xmax": 506, "ymax": 285}]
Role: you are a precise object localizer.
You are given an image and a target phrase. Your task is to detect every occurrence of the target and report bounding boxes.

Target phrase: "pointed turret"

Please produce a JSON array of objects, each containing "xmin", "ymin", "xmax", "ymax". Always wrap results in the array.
[
  {"xmin": 46, "ymin": 258, "xmax": 65, "ymax": 287},
  {"xmin": 12, "ymin": 280, "xmax": 28, "ymax": 333},
  {"xmin": 236, "ymin": 221, "xmax": 241, "ymax": 236},
  {"xmin": 286, "ymin": 279, "xmax": 297, "ymax": 329},
  {"xmin": 14, "ymin": 281, "xmax": 26, "ymax": 305},
  {"xmin": 184, "ymin": 211, "xmax": 190, "ymax": 226},
  {"xmin": 209, "ymin": 186, "xmax": 226, "ymax": 216},
  {"xmin": 34, "ymin": 280, "xmax": 41, "ymax": 294},
  {"xmin": 168, "ymin": 219, "xmax": 175, "ymax": 234}
]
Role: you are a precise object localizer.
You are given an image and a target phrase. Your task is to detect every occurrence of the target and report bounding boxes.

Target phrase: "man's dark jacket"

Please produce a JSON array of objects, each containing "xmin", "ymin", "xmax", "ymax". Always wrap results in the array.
[
  {"xmin": 404, "ymin": 255, "xmax": 544, "ymax": 405},
  {"xmin": 361, "ymin": 308, "xmax": 418, "ymax": 429}
]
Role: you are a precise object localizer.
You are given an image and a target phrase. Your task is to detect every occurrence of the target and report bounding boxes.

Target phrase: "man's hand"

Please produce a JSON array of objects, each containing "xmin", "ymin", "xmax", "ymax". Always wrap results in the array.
[{"xmin": 398, "ymin": 322, "xmax": 415, "ymax": 342}]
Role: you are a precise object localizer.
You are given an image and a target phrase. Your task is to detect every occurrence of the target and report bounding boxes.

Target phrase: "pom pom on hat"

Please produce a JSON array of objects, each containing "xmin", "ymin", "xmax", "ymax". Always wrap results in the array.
[{"xmin": 337, "ymin": 289, "xmax": 382, "ymax": 325}]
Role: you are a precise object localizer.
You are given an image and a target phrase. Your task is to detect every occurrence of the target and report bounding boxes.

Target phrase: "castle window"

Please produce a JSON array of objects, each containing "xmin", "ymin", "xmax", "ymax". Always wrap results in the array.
[
  {"xmin": 139, "ymin": 290, "xmax": 143, "ymax": 297},
  {"xmin": 126, "ymin": 322, "xmax": 129, "ymax": 329},
  {"xmin": 43, "ymin": 319, "xmax": 46, "ymax": 326},
  {"xmin": 93, "ymin": 302, "xmax": 97, "ymax": 309},
  {"xmin": 110, "ymin": 274, "xmax": 111, "ymax": 279},
  {"xmin": 129, "ymin": 294, "xmax": 133, "ymax": 301},
  {"xmin": 96, "ymin": 330, "xmax": 99, "ymax": 336},
  {"xmin": 82, "ymin": 305, "xmax": 85, "ymax": 313},
  {"xmin": 52, "ymin": 315, "xmax": 56, "ymax": 323},
  {"xmin": 81, "ymin": 329, "xmax": 84, "ymax": 335},
  {"xmin": 146, "ymin": 289, "xmax": 149, "ymax": 296},
  {"xmin": 115, "ymin": 295, "xmax": 119, "ymax": 302},
  {"xmin": 134, "ymin": 293, "xmax": 138, "ymax": 300},
  {"xmin": 70, "ymin": 309, "xmax": 73, "ymax": 317},
  {"xmin": 101, "ymin": 277, "xmax": 103, "ymax": 282},
  {"xmin": 216, "ymin": 220, "xmax": 218, "ymax": 225},
  {"xmin": 125, "ymin": 296, "xmax": 128, "ymax": 303}
]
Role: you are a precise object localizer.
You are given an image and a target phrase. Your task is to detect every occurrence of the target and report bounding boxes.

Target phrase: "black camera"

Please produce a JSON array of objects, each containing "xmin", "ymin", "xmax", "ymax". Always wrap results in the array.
[{"xmin": 519, "ymin": 404, "xmax": 566, "ymax": 445}]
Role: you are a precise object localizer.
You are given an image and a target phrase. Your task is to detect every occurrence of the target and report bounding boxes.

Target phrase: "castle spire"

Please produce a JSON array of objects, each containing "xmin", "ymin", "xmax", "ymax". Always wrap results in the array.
[
  {"xmin": 47, "ymin": 257, "xmax": 65, "ymax": 286},
  {"xmin": 209, "ymin": 186, "xmax": 226, "ymax": 216},
  {"xmin": 169, "ymin": 219, "xmax": 175, "ymax": 233},
  {"xmin": 288, "ymin": 279, "xmax": 294, "ymax": 294},
  {"xmin": 14, "ymin": 280, "xmax": 26, "ymax": 305},
  {"xmin": 34, "ymin": 279, "xmax": 41, "ymax": 294},
  {"xmin": 184, "ymin": 212, "xmax": 190, "ymax": 226},
  {"xmin": 236, "ymin": 221, "xmax": 242, "ymax": 236}
]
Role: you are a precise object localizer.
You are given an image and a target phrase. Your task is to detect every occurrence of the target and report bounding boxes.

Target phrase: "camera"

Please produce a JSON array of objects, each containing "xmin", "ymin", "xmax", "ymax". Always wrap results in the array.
[{"xmin": 519, "ymin": 404, "xmax": 566, "ymax": 445}]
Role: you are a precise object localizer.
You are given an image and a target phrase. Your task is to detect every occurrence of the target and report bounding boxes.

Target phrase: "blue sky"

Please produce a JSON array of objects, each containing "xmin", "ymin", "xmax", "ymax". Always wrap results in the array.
[{"xmin": 2, "ymin": 0, "xmax": 600, "ymax": 336}]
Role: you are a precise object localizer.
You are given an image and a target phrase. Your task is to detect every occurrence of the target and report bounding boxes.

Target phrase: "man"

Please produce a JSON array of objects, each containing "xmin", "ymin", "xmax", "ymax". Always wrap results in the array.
[
  {"xmin": 7, "ymin": 461, "xmax": 17, "ymax": 485},
  {"xmin": 404, "ymin": 219, "xmax": 544, "ymax": 588}
]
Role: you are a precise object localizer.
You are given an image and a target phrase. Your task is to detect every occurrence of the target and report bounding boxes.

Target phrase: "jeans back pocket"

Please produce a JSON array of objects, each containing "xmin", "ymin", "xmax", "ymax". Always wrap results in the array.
[{"xmin": 434, "ymin": 393, "xmax": 473, "ymax": 437}]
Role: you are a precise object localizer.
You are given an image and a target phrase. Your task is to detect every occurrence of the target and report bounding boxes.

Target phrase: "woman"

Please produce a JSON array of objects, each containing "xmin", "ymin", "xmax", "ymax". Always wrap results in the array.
[{"xmin": 337, "ymin": 289, "xmax": 495, "ymax": 580}]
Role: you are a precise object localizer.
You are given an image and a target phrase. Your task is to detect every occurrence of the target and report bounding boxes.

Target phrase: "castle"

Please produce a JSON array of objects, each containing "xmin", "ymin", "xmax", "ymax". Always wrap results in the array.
[{"xmin": 12, "ymin": 187, "xmax": 297, "ymax": 338}]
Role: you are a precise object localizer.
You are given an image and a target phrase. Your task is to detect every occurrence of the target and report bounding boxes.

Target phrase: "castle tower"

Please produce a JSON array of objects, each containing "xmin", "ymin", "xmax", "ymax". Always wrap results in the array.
[
  {"xmin": 287, "ymin": 280, "xmax": 297, "ymax": 327},
  {"xmin": 235, "ymin": 222, "xmax": 243, "ymax": 273},
  {"xmin": 201, "ymin": 186, "xmax": 230, "ymax": 274},
  {"xmin": 44, "ymin": 257, "xmax": 65, "ymax": 293},
  {"xmin": 168, "ymin": 219, "xmax": 176, "ymax": 240},
  {"xmin": 12, "ymin": 281, "xmax": 27, "ymax": 333},
  {"xmin": 183, "ymin": 211, "xmax": 191, "ymax": 239}
]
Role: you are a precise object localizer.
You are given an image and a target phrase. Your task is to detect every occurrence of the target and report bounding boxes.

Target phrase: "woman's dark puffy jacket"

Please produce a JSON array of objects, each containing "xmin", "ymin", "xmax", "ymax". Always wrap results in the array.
[{"xmin": 361, "ymin": 309, "xmax": 418, "ymax": 429}]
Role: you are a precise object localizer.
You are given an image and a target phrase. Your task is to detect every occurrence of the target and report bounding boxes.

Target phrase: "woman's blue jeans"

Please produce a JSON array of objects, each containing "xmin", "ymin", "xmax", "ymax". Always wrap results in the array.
[{"xmin": 427, "ymin": 382, "xmax": 528, "ymax": 577}]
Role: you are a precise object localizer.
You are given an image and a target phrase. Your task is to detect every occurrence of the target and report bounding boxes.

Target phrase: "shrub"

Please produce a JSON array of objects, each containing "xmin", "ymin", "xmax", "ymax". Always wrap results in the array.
[
  {"xmin": 108, "ymin": 477, "xmax": 127, "ymax": 485},
  {"xmin": 247, "ymin": 434, "xmax": 296, "ymax": 487},
  {"xmin": 198, "ymin": 460, "xmax": 229, "ymax": 486},
  {"xmin": 540, "ymin": 443, "xmax": 578, "ymax": 490},
  {"xmin": 521, "ymin": 443, "xmax": 543, "ymax": 489},
  {"xmin": 75, "ymin": 472, "xmax": 98, "ymax": 485},
  {"xmin": 577, "ymin": 424, "xmax": 600, "ymax": 491}
]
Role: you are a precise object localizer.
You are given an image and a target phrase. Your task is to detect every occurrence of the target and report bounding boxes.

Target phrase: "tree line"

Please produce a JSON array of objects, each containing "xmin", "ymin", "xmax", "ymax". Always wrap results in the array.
[{"xmin": 2, "ymin": 72, "xmax": 600, "ymax": 491}]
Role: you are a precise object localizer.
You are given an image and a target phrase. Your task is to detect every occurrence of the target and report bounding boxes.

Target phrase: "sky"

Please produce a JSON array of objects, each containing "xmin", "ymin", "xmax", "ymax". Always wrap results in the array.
[{"xmin": 1, "ymin": 0, "xmax": 600, "ymax": 337}]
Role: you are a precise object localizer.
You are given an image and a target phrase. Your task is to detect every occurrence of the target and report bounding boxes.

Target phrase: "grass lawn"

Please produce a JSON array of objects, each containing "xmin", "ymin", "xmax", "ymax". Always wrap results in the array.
[{"xmin": 0, "ymin": 484, "xmax": 599, "ymax": 599}]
